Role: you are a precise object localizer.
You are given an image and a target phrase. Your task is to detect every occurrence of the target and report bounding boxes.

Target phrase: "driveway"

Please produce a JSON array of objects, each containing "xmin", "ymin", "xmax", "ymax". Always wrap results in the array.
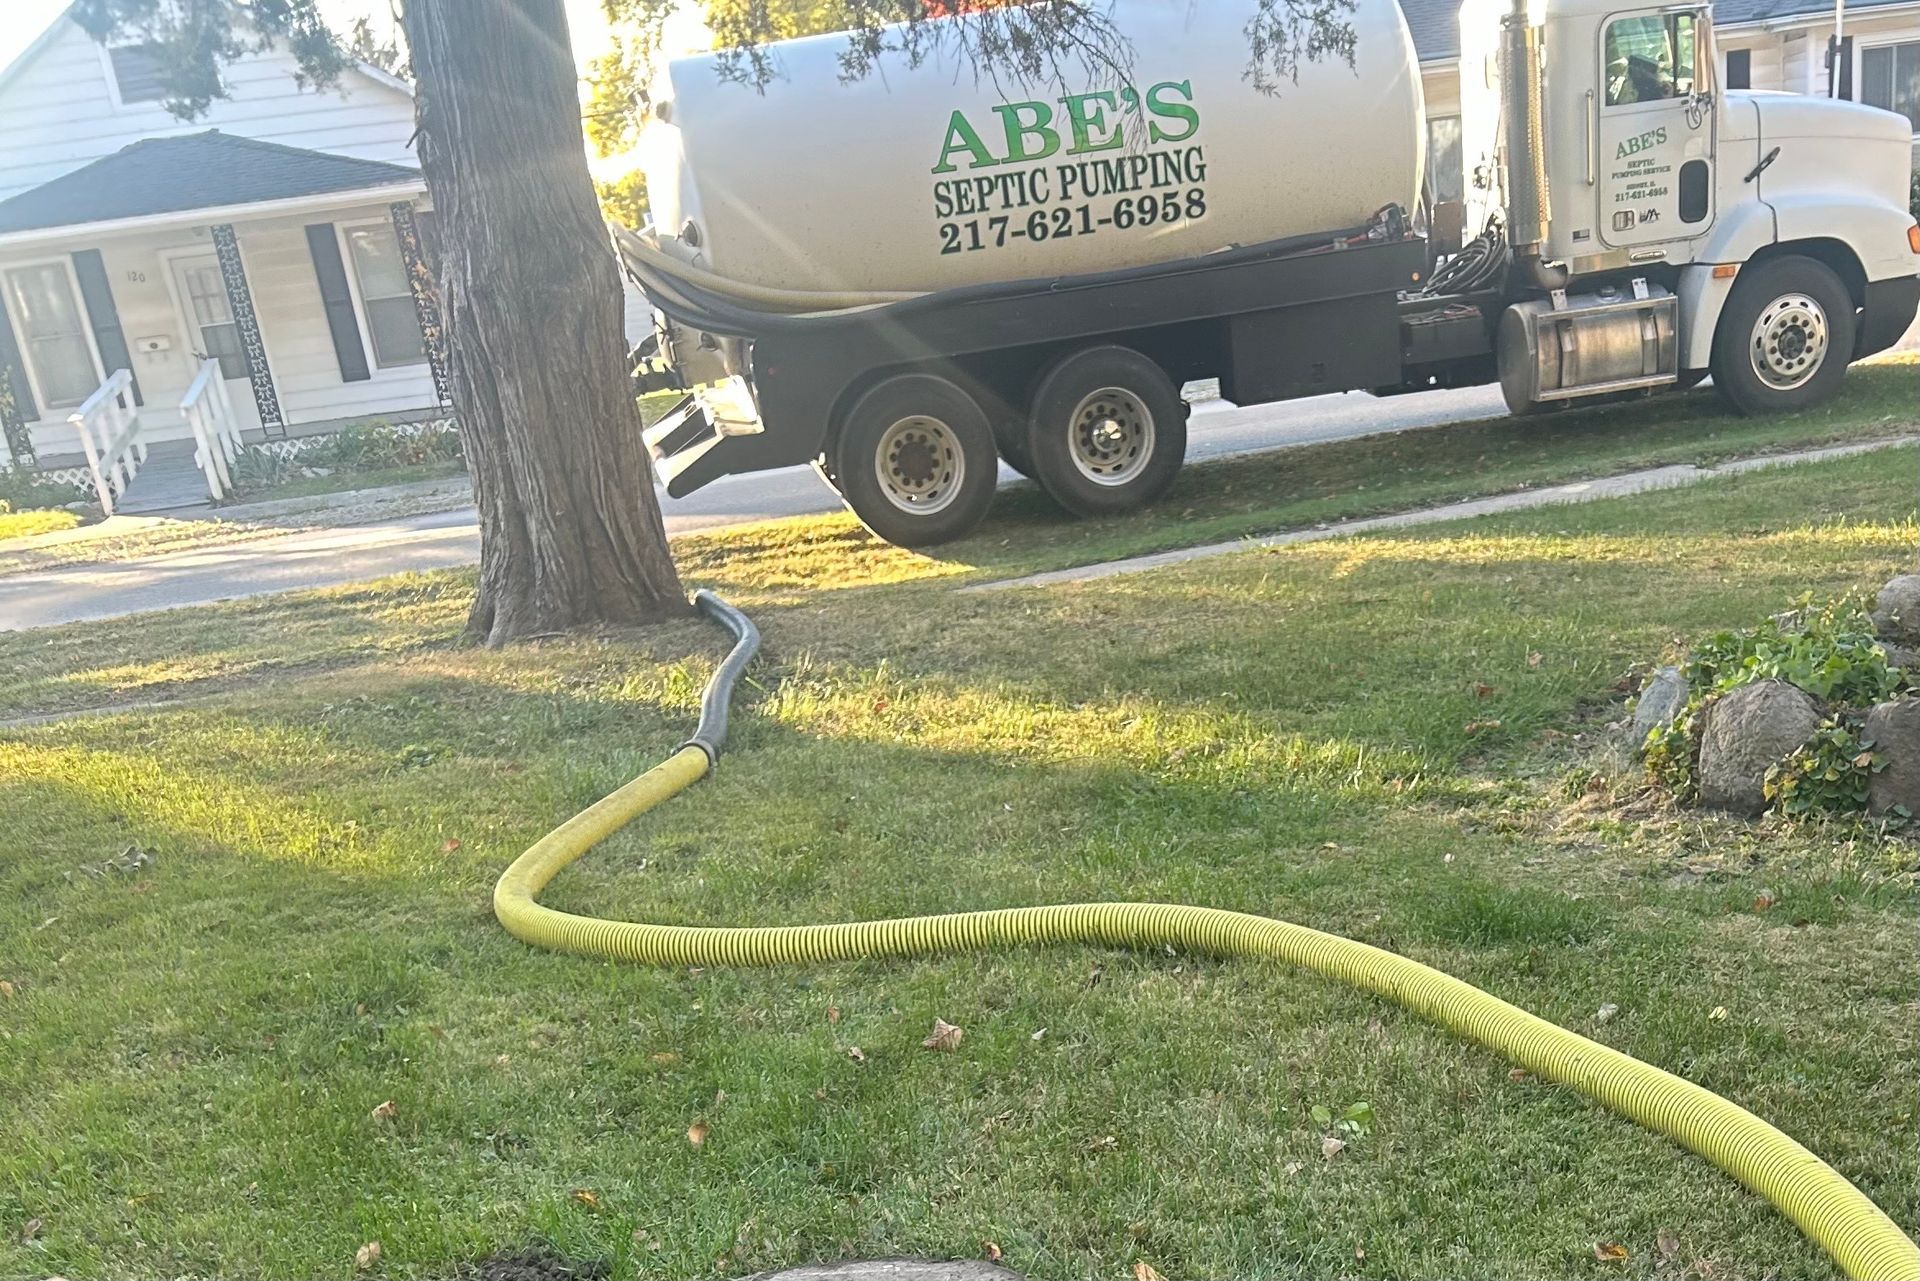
[{"xmin": 0, "ymin": 385, "xmax": 1508, "ymax": 631}]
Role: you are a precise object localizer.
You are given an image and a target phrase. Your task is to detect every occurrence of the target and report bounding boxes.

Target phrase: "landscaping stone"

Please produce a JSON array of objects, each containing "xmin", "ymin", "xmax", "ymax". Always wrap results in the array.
[
  {"xmin": 745, "ymin": 1264, "xmax": 1027, "ymax": 1281},
  {"xmin": 1880, "ymin": 641, "xmax": 1920, "ymax": 675},
  {"xmin": 1696, "ymin": 680, "xmax": 1821, "ymax": 814},
  {"xmin": 1865, "ymin": 698, "xmax": 1920, "ymax": 817},
  {"xmin": 1631, "ymin": 666, "xmax": 1689, "ymax": 740},
  {"xmin": 1871, "ymin": 574, "xmax": 1920, "ymax": 644}
]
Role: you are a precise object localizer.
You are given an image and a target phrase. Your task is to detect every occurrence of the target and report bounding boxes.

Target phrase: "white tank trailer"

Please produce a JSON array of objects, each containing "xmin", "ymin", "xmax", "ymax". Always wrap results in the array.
[
  {"xmin": 625, "ymin": 0, "xmax": 1920, "ymax": 549},
  {"xmin": 642, "ymin": 2, "xmax": 1426, "ymax": 294}
]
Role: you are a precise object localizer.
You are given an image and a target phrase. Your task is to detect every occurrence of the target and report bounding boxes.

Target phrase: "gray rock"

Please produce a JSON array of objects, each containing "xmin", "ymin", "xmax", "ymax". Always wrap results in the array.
[
  {"xmin": 1871, "ymin": 574, "xmax": 1920, "ymax": 645},
  {"xmin": 1880, "ymin": 642, "xmax": 1920, "ymax": 678},
  {"xmin": 745, "ymin": 1265, "xmax": 1027, "ymax": 1281},
  {"xmin": 1866, "ymin": 698, "xmax": 1920, "ymax": 817},
  {"xmin": 1697, "ymin": 680, "xmax": 1821, "ymax": 814},
  {"xmin": 1631, "ymin": 666, "xmax": 1690, "ymax": 741}
]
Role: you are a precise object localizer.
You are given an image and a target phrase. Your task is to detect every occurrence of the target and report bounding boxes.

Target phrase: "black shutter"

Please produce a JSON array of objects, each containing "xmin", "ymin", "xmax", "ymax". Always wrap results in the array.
[
  {"xmin": 305, "ymin": 222, "xmax": 370, "ymax": 383},
  {"xmin": 1828, "ymin": 36, "xmax": 1854, "ymax": 98},
  {"xmin": 0, "ymin": 299, "xmax": 38, "ymax": 426},
  {"xmin": 70, "ymin": 248, "xmax": 141, "ymax": 406}
]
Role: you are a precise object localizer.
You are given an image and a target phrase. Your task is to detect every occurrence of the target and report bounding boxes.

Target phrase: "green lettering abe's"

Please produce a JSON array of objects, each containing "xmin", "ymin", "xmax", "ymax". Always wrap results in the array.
[{"xmin": 933, "ymin": 81, "xmax": 1200, "ymax": 174}]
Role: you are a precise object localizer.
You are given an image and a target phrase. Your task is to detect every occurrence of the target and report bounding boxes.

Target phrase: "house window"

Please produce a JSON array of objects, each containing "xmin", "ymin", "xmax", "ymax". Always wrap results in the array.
[
  {"xmin": 1426, "ymin": 115, "xmax": 1464, "ymax": 204},
  {"xmin": 1860, "ymin": 41, "xmax": 1920, "ymax": 131},
  {"xmin": 1725, "ymin": 48, "xmax": 1751, "ymax": 91},
  {"xmin": 2, "ymin": 263, "xmax": 99, "ymax": 410},
  {"xmin": 343, "ymin": 223, "xmax": 427, "ymax": 369},
  {"xmin": 1603, "ymin": 11, "xmax": 1697, "ymax": 106},
  {"xmin": 108, "ymin": 43, "xmax": 168, "ymax": 105}
]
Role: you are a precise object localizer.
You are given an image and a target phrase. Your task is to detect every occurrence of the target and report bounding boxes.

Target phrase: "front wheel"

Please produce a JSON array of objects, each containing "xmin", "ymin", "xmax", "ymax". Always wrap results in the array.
[
  {"xmin": 1711, "ymin": 256, "xmax": 1855, "ymax": 416},
  {"xmin": 1026, "ymin": 346, "xmax": 1187, "ymax": 518},
  {"xmin": 832, "ymin": 374, "xmax": 998, "ymax": 548}
]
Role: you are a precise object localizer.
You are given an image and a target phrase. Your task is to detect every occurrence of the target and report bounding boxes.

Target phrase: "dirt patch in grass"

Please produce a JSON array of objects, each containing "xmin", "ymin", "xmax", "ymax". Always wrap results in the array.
[{"xmin": 460, "ymin": 1249, "xmax": 608, "ymax": 1281}]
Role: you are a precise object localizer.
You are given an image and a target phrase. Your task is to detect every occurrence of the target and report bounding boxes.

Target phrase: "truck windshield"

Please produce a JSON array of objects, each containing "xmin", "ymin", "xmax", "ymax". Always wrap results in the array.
[{"xmin": 1604, "ymin": 12, "xmax": 1698, "ymax": 106}]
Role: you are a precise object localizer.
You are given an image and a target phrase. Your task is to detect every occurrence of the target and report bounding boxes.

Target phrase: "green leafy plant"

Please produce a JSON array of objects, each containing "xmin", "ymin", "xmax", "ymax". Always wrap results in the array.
[
  {"xmin": 1641, "ymin": 595, "xmax": 1901, "ymax": 818},
  {"xmin": 0, "ymin": 467, "xmax": 85, "ymax": 511},
  {"xmin": 232, "ymin": 446, "xmax": 299, "ymax": 492},
  {"xmin": 1764, "ymin": 719, "xmax": 1884, "ymax": 817},
  {"xmin": 1311, "ymin": 1101, "xmax": 1374, "ymax": 1137}
]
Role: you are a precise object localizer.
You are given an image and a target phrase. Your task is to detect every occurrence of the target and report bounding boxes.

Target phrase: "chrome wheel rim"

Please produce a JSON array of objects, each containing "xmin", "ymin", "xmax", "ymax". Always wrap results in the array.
[
  {"xmin": 874, "ymin": 415, "xmax": 965, "ymax": 515},
  {"xmin": 1749, "ymin": 293, "xmax": 1829, "ymax": 392},
  {"xmin": 1068, "ymin": 387, "xmax": 1155, "ymax": 487}
]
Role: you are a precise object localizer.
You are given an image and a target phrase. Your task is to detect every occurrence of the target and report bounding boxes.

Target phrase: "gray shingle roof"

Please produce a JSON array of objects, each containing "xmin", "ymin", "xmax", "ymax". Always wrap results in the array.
[
  {"xmin": 0, "ymin": 131, "xmax": 420, "ymax": 236},
  {"xmin": 1396, "ymin": 0, "xmax": 1901, "ymax": 63}
]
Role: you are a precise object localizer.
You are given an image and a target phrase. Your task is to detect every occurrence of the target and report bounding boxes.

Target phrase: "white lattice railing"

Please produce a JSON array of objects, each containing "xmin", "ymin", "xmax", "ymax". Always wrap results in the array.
[
  {"xmin": 181, "ymin": 358, "xmax": 245, "ymax": 502},
  {"xmin": 68, "ymin": 368, "xmax": 145, "ymax": 516}
]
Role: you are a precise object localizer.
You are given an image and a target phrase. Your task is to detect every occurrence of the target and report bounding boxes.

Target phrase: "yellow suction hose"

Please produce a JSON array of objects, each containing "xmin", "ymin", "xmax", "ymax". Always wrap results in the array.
[{"xmin": 494, "ymin": 593, "xmax": 1918, "ymax": 1281}]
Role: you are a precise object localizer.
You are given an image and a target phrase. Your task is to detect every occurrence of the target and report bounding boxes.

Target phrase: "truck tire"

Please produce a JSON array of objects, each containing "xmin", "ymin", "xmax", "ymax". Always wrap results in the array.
[
  {"xmin": 832, "ymin": 374, "xmax": 998, "ymax": 548},
  {"xmin": 1026, "ymin": 346, "xmax": 1187, "ymax": 517},
  {"xmin": 1710, "ymin": 256, "xmax": 1855, "ymax": 416}
]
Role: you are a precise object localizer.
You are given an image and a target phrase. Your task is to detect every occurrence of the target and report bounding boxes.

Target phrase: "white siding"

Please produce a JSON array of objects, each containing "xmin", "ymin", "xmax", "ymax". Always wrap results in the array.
[
  {"xmin": 6, "ymin": 203, "xmax": 440, "ymax": 456},
  {"xmin": 0, "ymin": 17, "xmax": 416, "ymax": 202}
]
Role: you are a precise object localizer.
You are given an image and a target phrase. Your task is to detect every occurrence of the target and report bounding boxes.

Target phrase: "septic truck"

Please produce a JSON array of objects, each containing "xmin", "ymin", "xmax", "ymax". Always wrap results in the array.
[{"xmin": 620, "ymin": 0, "xmax": 1920, "ymax": 548}]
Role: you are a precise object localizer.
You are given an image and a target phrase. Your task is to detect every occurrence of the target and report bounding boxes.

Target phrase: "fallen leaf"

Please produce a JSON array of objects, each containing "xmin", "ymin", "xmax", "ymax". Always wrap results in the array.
[
  {"xmin": 571, "ymin": 1188, "xmax": 600, "ymax": 1210},
  {"xmin": 441, "ymin": 839, "xmax": 462, "ymax": 853},
  {"xmin": 922, "ymin": 1018, "xmax": 964, "ymax": 1052},
  {"xmin": 1464, "ymin": 719, "xmax": 1503, "ymax": 735},
  {"xmin": 632, "ymin": 1229, "xmax": 662, "ymax": 1251},
  {"xmin": 1354, "ymin": 1245, "xmax": 1367, "ymax": 1261},
  {"xmin": 847, "ymin": 1045, "xmax": 868, "ymax": 1065},
  {"xmin": 0, "ymin": 981, "xmax": 13, "ymax": 998},
  {"xmin": 1508, "ymin": 1068, "xmax": 1533, "ymax": 1083},
  {"xmin": 1752, "ymin": 890, "xmax": 1776, "ymax": 912},
  {"xmin": 1321, "ymin": 1136, "xmax": 1346, "ymax": 1161},
  {"xmin": 493, "ymin": 1054, "xmax": 511, "ymax": 1067},
  {"xmin": 1085, "ymin": 1135, "xmax": 1119, "ymax": 1153},
  {"xmin": 1708, "ymin": 1006, "xmax": 1729, "ymax": 1022},
  {"xmin": 1473, "ymin": 682, "xmax": 1496, "ymax": 699},
  {"xmin": 370, "ymin": 1100, "xmax": 396, "ymax": 1123},
  {"xmin": 354, "ymin": 1003, "xmax": 367, "ymax": 1016},
  {"xmin": 687, "ymin": 1121, "xmax": 709, "ymax": 1148},
  {"xmin": 1596, "ymin": 1003, "xmax": 1620, "ymax": 1025},
  {"xmin": 1283, "ymin": 1161, "xmax": 1304, "ymax": 1175},
  {"xmin": 983, "ymin": 1240, "xmax": 1003, "ymax": 1262},
  {"xmin": 20, "ymin": 1218, "xmax": 42, "ymax": 1242},
  {"xmin": 1132, "ymin": 1263, "xmax": 1165, "ymax": 1281},
  {"xmin": 1656, "ymin": 1230, "xmax": 1680, "ymax": 1258},
  {"xmin": 1030, "ymin": 1027, "xmax": 1048, "ymax": 1042},
  {"xmin": 427, "ymin": 1025, "xmax": 445, "ymax": 1040},
  {"xmin": 827, "ymin": 1006, "xmax": 841, "ymax": 1025},
  {"xmin": 1527, "ymin": 651, "xmax": 1544, "ymax": 669},
  {"xmin": 355, "ymin": 1240, "xmax": 382, "ymax": 1271},
  {"xmin": 1592, "ymin": 1242, "xmax": 1628, "ymax": 1263}
]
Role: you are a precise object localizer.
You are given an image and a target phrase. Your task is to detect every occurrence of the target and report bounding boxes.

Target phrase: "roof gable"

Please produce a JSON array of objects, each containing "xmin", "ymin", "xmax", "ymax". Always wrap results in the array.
[{"xmin": 0, "ymin": 130, "xmax": 420, "ymax": 235}]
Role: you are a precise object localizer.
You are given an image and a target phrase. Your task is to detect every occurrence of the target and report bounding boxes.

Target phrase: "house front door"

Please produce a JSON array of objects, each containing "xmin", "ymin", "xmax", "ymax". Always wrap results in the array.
[{"xmin": 169, "ymin": 254, "xmax": 261, "ymax": 433}]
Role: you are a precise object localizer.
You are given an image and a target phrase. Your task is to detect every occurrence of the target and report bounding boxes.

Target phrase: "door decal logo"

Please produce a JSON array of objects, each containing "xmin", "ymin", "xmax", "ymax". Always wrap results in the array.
[{"xmin": 1615, "ymin": 126, "xmax": 1668, "ymax": 160}]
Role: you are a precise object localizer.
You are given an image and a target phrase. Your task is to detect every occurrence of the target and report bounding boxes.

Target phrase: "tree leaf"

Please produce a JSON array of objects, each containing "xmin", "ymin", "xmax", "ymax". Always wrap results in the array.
[
  {"xmin": 1656, "ymin": 1230, "xmax": 1680, "ymax": 1258},
  {"xmin": 369, "ymin": 1099, "xmax": 397, "ymax": 1123},
  {"xmin": 355, "ymin": 1240, "xmax": 382, "ymax": 1271},
  {"xmin": 1321, "ymin": 1136, "xmax": 1346, "ymax": 1161},
  {"xmin": 847, "ymin": 1045, "xmax": 867, "ymax": 1065},
  {"xmin": 1132, "ymin": 1263, "xmax": 1165, "ymax": 1281},
  {"xmin": 922, "ymin": 1018, "xmax": 964, "ymax": 1052},
  {"xmin": 1592, "ymin": 1242, "xmax": 1628, "ymax": 1262},
  {"xmin": 571, "ymin": 1188, "xmax": 600, "ymax": 1209},
  {"xmin": 687, "ymin": 1121, "xmax": 709, "ymax": 1147},
  {"xmin": 983, "ymin": 1240, "xmax": 1003, "ymax": 1262}
]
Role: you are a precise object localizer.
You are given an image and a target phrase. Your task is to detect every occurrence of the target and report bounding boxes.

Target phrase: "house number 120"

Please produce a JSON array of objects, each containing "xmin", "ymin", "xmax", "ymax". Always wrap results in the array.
[{"xmin": 125, "ymin": 270, "xmax": 146, "ymax": 283}]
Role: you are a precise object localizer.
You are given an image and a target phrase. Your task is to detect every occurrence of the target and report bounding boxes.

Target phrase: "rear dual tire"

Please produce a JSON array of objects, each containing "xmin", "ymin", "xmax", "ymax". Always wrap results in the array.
[{"xmin": 1025, "ymin": 346, "xmax": 1187, "ymax": 518}]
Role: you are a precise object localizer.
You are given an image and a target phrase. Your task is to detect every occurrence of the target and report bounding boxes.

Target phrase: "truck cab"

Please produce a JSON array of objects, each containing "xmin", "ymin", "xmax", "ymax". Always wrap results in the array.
[{"xmin": 1461, "ymin": 0, "xmax": 1920, "ymax": 412}]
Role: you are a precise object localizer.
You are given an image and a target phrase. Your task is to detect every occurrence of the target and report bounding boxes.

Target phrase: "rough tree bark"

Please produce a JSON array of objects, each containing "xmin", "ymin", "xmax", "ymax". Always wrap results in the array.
[{"xmin": 403, "ymin": 0, "xmax": 688, "ymax": 645}]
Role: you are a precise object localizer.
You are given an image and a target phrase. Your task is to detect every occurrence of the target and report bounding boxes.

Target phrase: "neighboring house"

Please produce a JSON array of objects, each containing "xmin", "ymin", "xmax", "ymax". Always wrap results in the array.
[
  {"xmin": 0, "ymin": 7, "xmax": 450, "ymax": 478},
  {"xmin": 1404, "ymin": 0, "xmax": 1920, "ymax": 206}
]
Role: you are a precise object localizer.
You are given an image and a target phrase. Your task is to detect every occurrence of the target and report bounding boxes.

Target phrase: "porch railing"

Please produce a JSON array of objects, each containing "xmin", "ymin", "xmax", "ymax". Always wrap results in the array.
[
  {"xmin": 181, "ymin": 358, "xmax": 245, "ymax": 502},
  {"xmin": 68, "ymin": 368, "xmax": 145, "ymax": 516}
]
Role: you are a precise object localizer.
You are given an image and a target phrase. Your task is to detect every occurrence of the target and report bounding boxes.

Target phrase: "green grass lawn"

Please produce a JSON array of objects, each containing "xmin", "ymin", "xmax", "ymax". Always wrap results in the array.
[
  {"xmin": 0, "ymin": 507, "xmax": 80, "ymax": 541},
  {"xmin": 0, "ymin": 447, "xmax": 1915, "ymax": 1279}
]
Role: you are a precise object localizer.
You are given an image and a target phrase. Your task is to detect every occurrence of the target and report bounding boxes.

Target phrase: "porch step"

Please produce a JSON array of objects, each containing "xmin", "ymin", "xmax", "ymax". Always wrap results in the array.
[{"xmin": 113, "ymin": 440, "xmax": 215, "ymax": 514}]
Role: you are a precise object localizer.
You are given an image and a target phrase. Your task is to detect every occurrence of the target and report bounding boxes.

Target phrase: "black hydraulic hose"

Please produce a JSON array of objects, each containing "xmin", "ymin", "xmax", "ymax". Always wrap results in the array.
[{"xmin": 679, "ymin": 590, "xmax": 761, "ymax": 764}]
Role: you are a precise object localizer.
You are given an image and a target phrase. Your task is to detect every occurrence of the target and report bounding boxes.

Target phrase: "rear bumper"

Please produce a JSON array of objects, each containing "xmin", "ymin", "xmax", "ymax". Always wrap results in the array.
[{"xmin": 1857, "ymin": 275, "xmax": 1920, "ymax": 359}]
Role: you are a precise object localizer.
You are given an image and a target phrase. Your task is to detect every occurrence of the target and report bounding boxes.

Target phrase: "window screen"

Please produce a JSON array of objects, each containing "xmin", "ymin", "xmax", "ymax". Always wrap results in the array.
[
  {"xmin": 1604, "ymin": 13, "xmax": 1697, "ymax": 106},
  {"xmin": 3, "ymin": 264, "xmax": 99, "ymax": 409},
  {"xmin": 1861, "ymin": 42, "xmax": 1920, "ymax": 130},
  {"xmin": 344, "ymin": 225, "xmax": 428, "ymax": 370},
  {"xmin": 109, "ymin": 44, "xmax": 167, "ymax": 104}
]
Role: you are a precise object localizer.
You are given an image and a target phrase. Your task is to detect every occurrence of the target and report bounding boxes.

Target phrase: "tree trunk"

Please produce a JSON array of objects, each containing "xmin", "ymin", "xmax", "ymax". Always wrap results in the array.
[{"xmin": 403, "ymin": 0, "xmax": 688, "ymax": 645}]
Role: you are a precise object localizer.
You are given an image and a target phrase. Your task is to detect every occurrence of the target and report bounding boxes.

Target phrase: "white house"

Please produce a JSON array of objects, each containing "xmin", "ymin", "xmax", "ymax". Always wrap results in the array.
[
  {"xmin": 0, "ymin": 7, "xmax": 450, "ymax": 488},
  {"xmin": 1406, "ymin": 0, "xmax": 1920, "ymax": 203}
]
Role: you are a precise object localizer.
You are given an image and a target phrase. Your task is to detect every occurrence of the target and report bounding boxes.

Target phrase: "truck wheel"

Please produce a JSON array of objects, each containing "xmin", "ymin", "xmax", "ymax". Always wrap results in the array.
[
  {"xmin": 832, "ymin": 374, "xmax": 997, "ymax": 548},
  {"xmin": 1026, "ymin": 346, "xmax": 1187, "ymax": 517},
  {"xmin": 1711, "ymin": 256, "xmax": 1855, "ymax": 416}
]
